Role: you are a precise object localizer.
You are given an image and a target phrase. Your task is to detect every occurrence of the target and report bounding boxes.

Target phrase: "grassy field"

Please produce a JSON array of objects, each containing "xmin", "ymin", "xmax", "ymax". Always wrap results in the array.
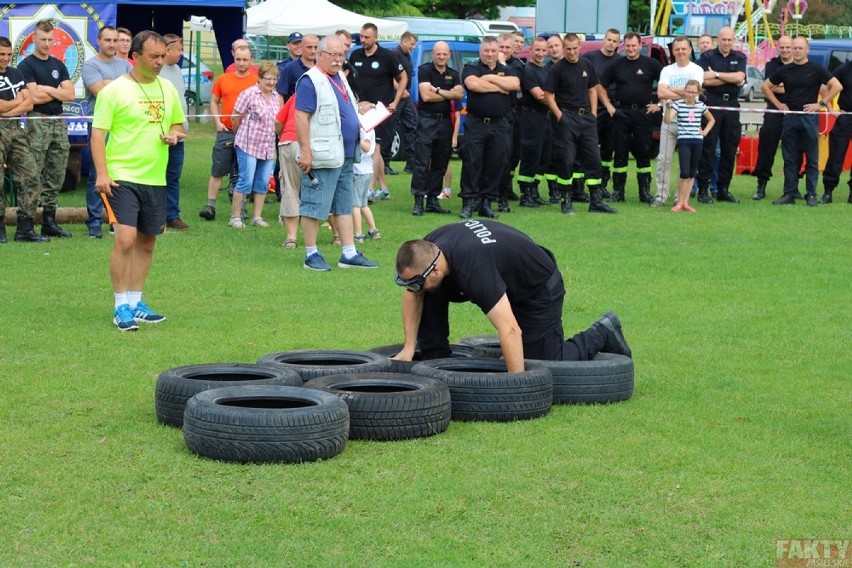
[{"xmin": 1, "ymin": 122, "xmax": 849, "ymax": 566}]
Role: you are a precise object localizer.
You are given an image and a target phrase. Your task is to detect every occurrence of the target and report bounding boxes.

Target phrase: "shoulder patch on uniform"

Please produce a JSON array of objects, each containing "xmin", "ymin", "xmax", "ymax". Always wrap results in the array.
[
  {"xmin": 637, "ymin": 69, "xmax": 644, "ymax": 74},
  {"xmin": 582, "ymin": 71, "xmax": 588, "ymax": 77}
]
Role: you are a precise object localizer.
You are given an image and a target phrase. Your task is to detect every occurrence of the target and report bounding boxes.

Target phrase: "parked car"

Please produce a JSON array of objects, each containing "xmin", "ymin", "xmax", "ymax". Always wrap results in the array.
[
  {"xmin": 181, "ymin": 54, "xmax": 214, "ymax": 106},
  {"xmin": 740, "ymin": 65, "xmax": 764, "ymax": 102}
]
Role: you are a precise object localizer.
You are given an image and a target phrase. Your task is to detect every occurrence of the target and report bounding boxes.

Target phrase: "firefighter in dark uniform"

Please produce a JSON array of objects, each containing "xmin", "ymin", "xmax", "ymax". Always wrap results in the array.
[
  {"xmin": 544, "ymin": 34, "xmax": 616, "ymax": 214},
  {"xmin": 579, "ymin": 28, "xmax": 621, "ymax": 202},
  {"xmin": 392, "ymin": 221, "xmax": 632, "ymax": 373},
  {"xmin": 696, "ymin": 27, "xmax": 747, "ymax": 204},
  {"xmin": 496, "ymin": 33, "xmax": 525, "ymax": 212},
  {"xmin": 543, "ymin": 34, "xmax": 567, "ymax": 205},
  {"xmin": 409, "ymin": 41, "xmax": 463, "ymax": 216},
  {"xmin": 820, "ymin": 58, "xmax": 852, "ymax": 204},
  {"xmin": 752, "ymin": 35, "xmax": 793, "ymax": 201},
  {"xmin": 459, "ymin": 36, "xmax": 522, "ymax": 220},
  {"xmin": 597, "ymin": 31, "xmax": 663, "ymax": 204},
  {"xmin": 517, "ymin": 37, "xmax": 552, "ymax": 209}
]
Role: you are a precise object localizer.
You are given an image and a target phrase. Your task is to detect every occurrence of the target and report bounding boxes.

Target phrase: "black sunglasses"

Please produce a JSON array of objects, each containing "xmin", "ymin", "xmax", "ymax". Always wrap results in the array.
[{"xmin": 394, "ymin": 250, "xmax": 440, "ymax": 293}]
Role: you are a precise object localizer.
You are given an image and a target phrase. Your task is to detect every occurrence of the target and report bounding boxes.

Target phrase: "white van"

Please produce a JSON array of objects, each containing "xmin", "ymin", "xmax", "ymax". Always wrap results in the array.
[{"xmin": 473, "ymin": 20, "xmax": 521, "ymax": 37}]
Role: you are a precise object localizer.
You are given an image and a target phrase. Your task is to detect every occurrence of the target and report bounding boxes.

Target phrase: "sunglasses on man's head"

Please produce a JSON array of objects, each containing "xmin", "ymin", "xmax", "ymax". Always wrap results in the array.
[{"xmin": 394, "ymin": 250, "xmax": 440, "ymax": 293}]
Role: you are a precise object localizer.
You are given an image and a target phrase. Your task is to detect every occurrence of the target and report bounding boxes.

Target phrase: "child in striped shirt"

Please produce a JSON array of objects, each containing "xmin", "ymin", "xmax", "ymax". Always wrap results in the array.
[{"xmin": 663, "ymin": 79, "xmax": 715, "ymax": 213}]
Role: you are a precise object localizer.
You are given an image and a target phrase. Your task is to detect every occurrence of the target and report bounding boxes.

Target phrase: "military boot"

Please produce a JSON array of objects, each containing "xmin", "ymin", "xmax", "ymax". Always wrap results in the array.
[
  {"xmin": 637, "ymin": 173, "xmax": 654, "ymax": 204},
  {"xmin": 819, "ymin": 187, "xmax": 834, "ymax": 204},
  {"xmin": 752, "ymin": 179, "xmax": 767, "ymax": 200},
  {"xmin": 41, "ymin": 208, "xmax": 72, "ymax": 238},
  {"xmin": 610, "ymin": 172, "xmax": 627, "ymax": 202},
  {"xmin": 571, "ymin": 177, "xmax": 590, "ymax": 203},
  {"xmin": 15, "ymin": 212, "xmax": 50, "ymax": 243},
  {"xmin": 412, "ymin": 196, "xmax": 425, "ymax": 216},
  {"xmin": 480, "ymin": 199, "xmax": 500, "ymax": 218},
  {"xmin": 588, "ymin": 187, "xmax": 617, "ymax": 214},
  {"xmin": 548, "ymin": 180, "xmax": 561, "ymax": 204},
  {"xmin": 600, "ymin": 168, "xmax": 611, "ymax": 199},
  {"xmin": 459, "ymin": 198, "xmax": 475, "ymax": 219}
]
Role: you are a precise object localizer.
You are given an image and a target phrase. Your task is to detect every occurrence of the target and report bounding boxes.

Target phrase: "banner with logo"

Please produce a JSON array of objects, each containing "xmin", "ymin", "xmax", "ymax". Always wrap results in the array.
[{"xmin": 0, "ymin": 3, "xmax": 117, "ymax": 135}]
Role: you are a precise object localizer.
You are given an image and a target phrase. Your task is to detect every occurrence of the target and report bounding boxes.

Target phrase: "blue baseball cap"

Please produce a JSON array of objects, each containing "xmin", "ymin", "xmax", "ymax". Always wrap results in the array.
[{"xmin": 288, "ymin": 32, "xmax": 303, "ymax": 43}]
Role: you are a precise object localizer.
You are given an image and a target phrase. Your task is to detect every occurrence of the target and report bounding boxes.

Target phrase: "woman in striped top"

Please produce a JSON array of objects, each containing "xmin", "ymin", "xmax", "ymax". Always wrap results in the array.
[{"xmin": 663, "ymin": 80, "xmax": 715, "ymax": 213}]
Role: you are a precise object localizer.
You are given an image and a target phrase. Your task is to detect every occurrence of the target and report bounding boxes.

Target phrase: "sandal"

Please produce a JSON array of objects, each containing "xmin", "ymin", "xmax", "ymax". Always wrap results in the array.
[
  {"xmin": 332, "ymin": 235, "xmax": 341, "ymax": 246},
  {"xmin": 354, "ymin": 234, "xmax": 366, "ymax": 244},
  {"xmin": 282, "ymin": 238, "xmax": 297, "ymax": 249},
  {"xmin": 366, "ymin": 229, "xmax": 381, "ymax": 240}
]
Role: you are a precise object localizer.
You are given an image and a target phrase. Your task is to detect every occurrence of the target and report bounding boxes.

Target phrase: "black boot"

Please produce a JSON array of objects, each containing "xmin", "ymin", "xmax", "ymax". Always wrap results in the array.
[
  {"xmin": 571, "ymin": 177, "xmax": 590, "ymax": 203},
  {"xmin": 591, "ymin": 312, "xmax": 632, "ymax": 358},
  {"xmin": 15, "ymin": 213, "xmax": 50, "ymax": 242},
  {"xmin": 547, "ymin": 180, "xmax": 561, "ymax": 204},
  {"xmin": 600, "ymin": 168, "xmax": 611, "ymax": 199},
  {"xmin": 697, "ymin": 186, "xmax": 714, "ymax": 204},
  {"xmin": 0, "ymin": 221, "xmax": 6, "ymax": 243},
  {"xmin": 716, "ymin": 187, "xmax": 740, "ymax": 203},
  {"xmin": 425, "ymin": 196, "xmax": 451, "ymax": 214},
  {"xmin": 479, "ymin": 199, "xmax": 499, "ymax": 219},
  {"xmin": 637, "ymin": 173, "xmax": 653, "ymax": 204},
  {"xmin": 559, "ymin": 187, "xmax": 574, "ymax": 215},
  {"xmin": 412, "ymin": 196, "xmax": 424, "ymax": 216},
  {"xmin": 819, "ymin": 187, "xmax": 834, "ymax": 204},
  {"xmin": 496, "ymin": 197, "xmax": 510, "ymax": 213},
  {"xmin": 752, "ymin": 179, "xmax": 767, "ymax": 200},
  {"xmin": 588, "ymin": 187, "xmax": 616, "ymax": 214},
  {"xmin": 459, "ymin": 198, "xmax": 475, "ymax": 219},
  {"xmin": 519, "ymin": 184, "xmax": 539, "ymax": 208},
  {"xmin": 772, "ymin": 193, "xmax": 796, "ymax": 205},
  {"xmin": 531, "ymin": 183, "xmax": 546, "ymax": 205},
  {"xmin": 610, "ymin": 172, "xmax": 626, "ymax": 202},
  {"xmin": 41, "ymin": 208, "xmax": 72, "ymax": 238}
]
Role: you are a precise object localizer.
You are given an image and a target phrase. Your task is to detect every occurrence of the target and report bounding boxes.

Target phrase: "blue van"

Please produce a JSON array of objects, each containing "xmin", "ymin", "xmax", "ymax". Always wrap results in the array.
[
  {"xmin": 352, "ymin": 38, "xmax": 481, "ymax": 161},
  {"xmin": 806, "ymin": 39, "xmax": 852, "ymax": 71}
]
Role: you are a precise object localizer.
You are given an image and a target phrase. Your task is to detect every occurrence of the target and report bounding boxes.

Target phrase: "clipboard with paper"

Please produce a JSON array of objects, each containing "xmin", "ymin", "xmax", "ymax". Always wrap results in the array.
[{"xmin": 358, "ymin": 101, "xmax": 392, "ymax": 132}]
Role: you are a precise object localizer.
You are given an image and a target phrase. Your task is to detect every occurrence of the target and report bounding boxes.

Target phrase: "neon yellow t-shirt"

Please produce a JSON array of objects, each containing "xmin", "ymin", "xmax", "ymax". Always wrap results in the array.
[{"xmin": 92, "ymin": 74, "xmax": 185, "ymax": 186}]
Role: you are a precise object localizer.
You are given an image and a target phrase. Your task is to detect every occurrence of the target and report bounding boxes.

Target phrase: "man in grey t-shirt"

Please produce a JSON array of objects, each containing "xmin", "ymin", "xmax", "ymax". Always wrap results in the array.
[{"xmin": 82, "ymin": 25, "xmax": 131, "ymax": 238}]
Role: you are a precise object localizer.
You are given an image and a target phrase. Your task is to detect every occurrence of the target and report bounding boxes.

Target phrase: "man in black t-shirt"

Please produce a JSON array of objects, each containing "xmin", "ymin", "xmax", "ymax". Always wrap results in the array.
[
  {"xmin": 752, "ymin": 35, "xmax": 793, "ymax": 200},
  {"xmin": 459, "ymin": 36, "xmax": 521, "ymax": 219},
  {"xmin": 597, "ymin": 32, "xmax": 662, "ymax": 204},
  {"xmin": 544, "ymin": 34, "xmax": 616, "ymax": 214},
  {"xmin": 517, "ymin": 37, "xmax": 552, "ymax": 210},
  {"xmin": 496, "ymin": 32, "xmax": 525, "ymax": 212},
  {"xmin": 581, "ymin": 28, "xmax": 621, "ymax": 201},
  {"xmin": 820, "ymin": 60, "xmax": 852, "ymax": 204},
  {"xmin": 349, "ymin": 23, "xmax": 406, "ymax": 186},
  {"xmin": 0, "ymin": 36, "xmax": 45, "ymax": 243},
  {"xmin": 409, "ymin": 41, "xmax": 463, "ymax": 216},
  {"xmin": 696, "ymin": 27, "xmax": 746, "ymax": 204},
  {"xmin": 390, "ymin": 32, "xmax": 419, "ymax": 172},
  {"xmin": 17, "ymin": 19, "xmax": 76, "ymax": 238},
  {"xmin": 392, "ymin": 221, "xmax": 632, "ymax": 373},
  {"xmin": 762, "ymin": 36, "xmax": 842, "ymax": 206}
]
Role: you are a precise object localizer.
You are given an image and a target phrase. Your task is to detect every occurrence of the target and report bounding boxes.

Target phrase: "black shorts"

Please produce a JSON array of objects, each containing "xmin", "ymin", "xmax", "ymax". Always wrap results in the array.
[
  {"xmin": 210, "ymin": 130, "xmax": 236, "ymax": 177},
  {"xmin": 374, "ymin": 120, "xmax": 391, "ymax": 147},
  {"xmin": 107, "ymin": 181, "xmax": 167, "ymax": 235}
]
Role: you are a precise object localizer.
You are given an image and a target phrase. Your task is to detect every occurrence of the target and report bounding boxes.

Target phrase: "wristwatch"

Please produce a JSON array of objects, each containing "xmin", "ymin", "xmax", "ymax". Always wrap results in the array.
[
  {"xmin": 819, "ymin": 100, "xmax": 827, "ymax": 107},
  {"xmin": 714, "ymin": 72, "xmax": 720, "ymax": 79}
]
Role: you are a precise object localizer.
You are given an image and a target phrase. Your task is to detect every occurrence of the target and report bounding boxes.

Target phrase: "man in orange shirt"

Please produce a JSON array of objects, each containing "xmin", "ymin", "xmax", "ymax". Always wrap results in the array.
[{"xmin": 199, "ymin": 46, "xmax": 256, "ymax": 220}]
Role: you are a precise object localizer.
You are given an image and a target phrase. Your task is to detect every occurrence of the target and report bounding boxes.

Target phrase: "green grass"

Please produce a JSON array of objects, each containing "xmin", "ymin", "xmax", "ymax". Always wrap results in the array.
[{"xmin": 1, "ymin": 123, "xmax": 850, "ymax": 566}]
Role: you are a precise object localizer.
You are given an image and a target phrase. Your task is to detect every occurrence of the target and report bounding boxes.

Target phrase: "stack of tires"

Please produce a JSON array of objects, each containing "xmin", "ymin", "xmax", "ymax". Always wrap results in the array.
[{"xmin": 154, "ymin": 340, "xmax": 634, "ymax": 464}]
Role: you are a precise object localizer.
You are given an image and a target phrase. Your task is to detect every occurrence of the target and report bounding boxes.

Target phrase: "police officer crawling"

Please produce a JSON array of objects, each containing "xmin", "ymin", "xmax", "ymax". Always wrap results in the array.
[{"xmin": 392, "ymin": 221, "xmax": 632, "ymax": 372}]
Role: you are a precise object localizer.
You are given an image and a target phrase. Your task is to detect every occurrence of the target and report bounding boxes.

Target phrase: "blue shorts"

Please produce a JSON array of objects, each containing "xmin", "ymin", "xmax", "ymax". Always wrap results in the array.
[
  {"xmin": 299, "ymin": 158, "xmax": 354, "ymax": 220},
  {"xmin": 235, "ymin": 147, "xmax": 274, "ymax": 195}
]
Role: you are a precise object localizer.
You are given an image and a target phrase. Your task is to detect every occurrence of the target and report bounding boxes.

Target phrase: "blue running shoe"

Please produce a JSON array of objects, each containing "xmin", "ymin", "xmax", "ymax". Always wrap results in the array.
[
  {"xmin": 133, "ymin": 301, "xmax": 166, "ymax": 323},
  {"xmin": 114, "ymin": 303, "xmax": 139, "ymax": 332},
  {"xmin": 338, "ymin": 251, "xmax": 379, "ymax": 269},
  {"xmin": 304, "ymin": 252, "xmax": 332, "ymax": 271}
]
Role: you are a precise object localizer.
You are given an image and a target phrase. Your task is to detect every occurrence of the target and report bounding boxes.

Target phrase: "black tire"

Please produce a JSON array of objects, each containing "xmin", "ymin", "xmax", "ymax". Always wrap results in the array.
[
  {"xmin": 183, "ymin": 385, "xmax": 349, "ymax": 464},
  {"xmin": 368, "ymin": 343, "xmax": 488, "ymax": 373},
  {"xmin": 304, "ymin": 373, "xmax": 451, "ymax": 441},
  {"xmin": 256, "ymin": 350, "xmax": 391, "ymax": 382},
  {"xmin": 456, "ymin": 335, "xmax": 503, "ymax": 358},
  {"xmin": 410, "ymin": 358, "xmax": 553, "ymax": 422},
  {"xmin": 528, "ymin": 353, "xmax": 634, "ymax": 404},
  {"xmin": 155, "ymin": 363, "xmax": 302, "ymax": 428}
]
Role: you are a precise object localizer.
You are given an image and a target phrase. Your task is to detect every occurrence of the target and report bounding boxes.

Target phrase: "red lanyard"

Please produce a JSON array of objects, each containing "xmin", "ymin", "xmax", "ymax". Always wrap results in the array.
[{"xmin": 327, "ymin": 73, "xmax": 349, "ymax": 103}]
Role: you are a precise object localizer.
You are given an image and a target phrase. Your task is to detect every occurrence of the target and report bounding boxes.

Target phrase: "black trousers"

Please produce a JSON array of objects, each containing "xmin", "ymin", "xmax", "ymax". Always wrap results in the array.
[
  {"xmin": 460, "ymin": 115, "xmax": 511, "ymax": 201},
  {"xmin": 383, "ymin": 97, "xmax": 418, "ymax": 163},
  {"xmin": 409, "ymin": 115, "xmax": 454, "ymax": 198},
  {"xmin": 612, "ymin": 107, "xmax": 654, "ymax": 172},
  {"xmin": 698, "ymin": 102, "xmax": 741, "ymax": 191},
  {"xmin": 753, "ymin": 111, "xmax": 783, "ymax": 182},
  {"xmin": 417, "ymin": 268, "xmax": 601, "ymax": 362},
  {"xmin": 553, "ymin": 111, "xmax": 602, "ymax": 186},
  {"xmin": 517, "ymin": 108, "xmax": 553, "ymax": 185},
  {"xmin": 499, "ymin": 108, "xmax": 522, "ymax": 196},
  {"xmin": 822, "ymin": 113, "xmax": 852, "ymax": 191},
  {"xmin": 597, "ymin": 110, "xmax": 614, "ymax": 170}
]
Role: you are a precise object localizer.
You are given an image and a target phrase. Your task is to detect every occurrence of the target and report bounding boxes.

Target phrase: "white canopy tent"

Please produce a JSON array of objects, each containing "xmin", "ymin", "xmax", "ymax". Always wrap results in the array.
[{"xmin": 246, "ymin": 0, "xmax": 408, "ymax": 37}]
